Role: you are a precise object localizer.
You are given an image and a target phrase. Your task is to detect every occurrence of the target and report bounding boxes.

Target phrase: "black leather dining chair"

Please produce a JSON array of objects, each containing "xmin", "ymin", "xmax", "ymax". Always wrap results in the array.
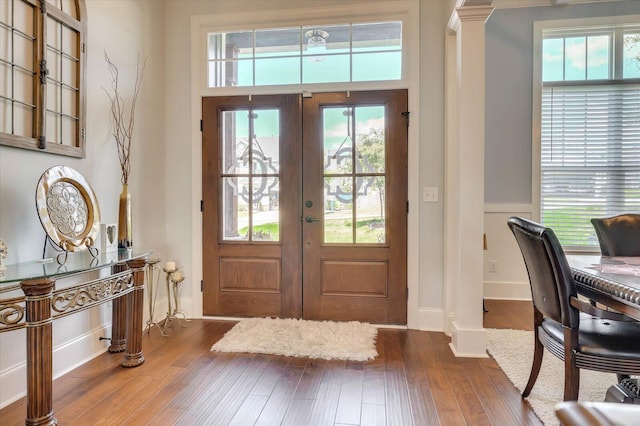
[
  {"xmin": 591, "ymin": 214, "xmax": 640, "ymax": 256},
  {"xmin": 507, "ymin": 216, "xmax": 640, "ymax": 401}
]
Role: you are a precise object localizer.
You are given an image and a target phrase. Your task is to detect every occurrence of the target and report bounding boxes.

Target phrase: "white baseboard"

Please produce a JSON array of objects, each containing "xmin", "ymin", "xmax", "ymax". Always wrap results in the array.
[
  {"xmin": 0, "ymin": 324, "xmax": 112, "ymax": 409},
  {"xmin": 449, "ymin": 321, "xmax": 488, "ymax": 358},
  {"xmin": 417, "ymin": 307, "xmax": 445, "ymax": 331},
  {"xmin": 484, "ymin": 280, "xmax": 531, "ymax": 300}
]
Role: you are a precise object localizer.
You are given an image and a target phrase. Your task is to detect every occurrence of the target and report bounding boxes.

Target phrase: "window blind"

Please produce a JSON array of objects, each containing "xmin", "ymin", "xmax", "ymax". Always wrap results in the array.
[{"xmin": 541, "ymin": 82, "xmax": 640, "ymax": 248}]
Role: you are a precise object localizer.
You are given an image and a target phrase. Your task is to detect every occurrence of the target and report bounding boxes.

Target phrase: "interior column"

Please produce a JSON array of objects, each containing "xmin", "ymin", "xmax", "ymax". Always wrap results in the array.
[{"xmin": 447, "ymin": 4, "xmax": 494, "ymax": 357}]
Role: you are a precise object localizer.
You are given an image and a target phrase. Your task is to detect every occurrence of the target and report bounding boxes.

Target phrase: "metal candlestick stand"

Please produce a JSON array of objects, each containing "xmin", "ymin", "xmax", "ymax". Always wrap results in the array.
[
  {"xmin": 160, "ymin": 266, "xmax": 189, "ymax": 333},
  {"xmin": 170, "ymin": 272, "xmax": 189, "ymax": 326},
  {"xmin": 144, "ymin": 258, "xmax": 167, "ymax": 336},
  {"xmin": 161, "ymin": 266, "xmax": 177, "ymax": 333}
]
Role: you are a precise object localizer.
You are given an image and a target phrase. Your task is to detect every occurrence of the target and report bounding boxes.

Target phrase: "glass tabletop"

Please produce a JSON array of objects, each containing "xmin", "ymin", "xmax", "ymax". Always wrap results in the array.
[{"xmin": 0, "ymin": 249, "xmax": 151, "ymax": 288}]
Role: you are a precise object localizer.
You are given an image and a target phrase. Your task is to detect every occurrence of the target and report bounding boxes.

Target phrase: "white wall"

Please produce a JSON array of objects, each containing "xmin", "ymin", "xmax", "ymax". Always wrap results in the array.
[
  {"xmin": 0, "ymin": 0, "xmax": 166, "ymax": 408},
  {"xmin": 483, "ymin": 205, "xmax": 531, "ymax": 300}
]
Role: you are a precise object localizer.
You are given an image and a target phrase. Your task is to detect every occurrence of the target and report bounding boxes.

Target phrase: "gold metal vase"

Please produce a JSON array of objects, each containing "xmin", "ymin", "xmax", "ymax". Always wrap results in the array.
[{"xmin": 118, "ymin": 183, "xmax": 133, "ymax": 249}]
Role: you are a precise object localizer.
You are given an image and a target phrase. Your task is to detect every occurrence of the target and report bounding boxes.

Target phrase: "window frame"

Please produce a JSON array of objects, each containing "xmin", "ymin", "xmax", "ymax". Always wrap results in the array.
[
  {"xmin": 532, "ymin": 15, "xmax": 640, "ymax": 252},
  {"xmin": 194, "ymin": 2, "xmax": 414, "ymax": 98},
  {"xmin": 205, "ymin": 21, "xmax": 403, "ymax": 89},
  {"xmin": 0, "ymin": 0, "xmax": 87, "ymax": 158}
]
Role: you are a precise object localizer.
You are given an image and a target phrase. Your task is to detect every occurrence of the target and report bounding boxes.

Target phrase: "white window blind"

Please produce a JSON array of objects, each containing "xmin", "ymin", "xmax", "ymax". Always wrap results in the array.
[{"xmin": 541, "ymin": 82, "xmax": 640, "ymax": 248}]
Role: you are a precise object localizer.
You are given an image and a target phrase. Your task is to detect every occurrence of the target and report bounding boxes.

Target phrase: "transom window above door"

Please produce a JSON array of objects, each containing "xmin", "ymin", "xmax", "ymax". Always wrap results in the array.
[{"xmin": 206, "ymin": 21, "xmax": 402, "ymax": 88}]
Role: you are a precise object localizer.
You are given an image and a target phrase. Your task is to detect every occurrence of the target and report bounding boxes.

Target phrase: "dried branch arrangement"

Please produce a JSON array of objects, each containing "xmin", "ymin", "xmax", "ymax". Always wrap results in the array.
[{"xmin": 103, "ymin": 51, "xmax": 146, "ymax": 185}]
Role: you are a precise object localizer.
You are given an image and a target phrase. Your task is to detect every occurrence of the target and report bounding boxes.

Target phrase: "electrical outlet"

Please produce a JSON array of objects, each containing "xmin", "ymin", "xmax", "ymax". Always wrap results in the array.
[{"xmin": 489, "ymin": 260, "xmax": 498, "ymax": 273}]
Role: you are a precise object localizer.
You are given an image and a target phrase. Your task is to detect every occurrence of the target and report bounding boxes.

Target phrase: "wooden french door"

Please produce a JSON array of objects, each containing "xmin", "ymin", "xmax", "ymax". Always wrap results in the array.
[
  {"xmin": 202, "ymin": 95, "xmax": 302, "ymax": 318},
  {"xmin": 202, "ymin": 90, "xmax": 407, "ymax": 324},
  {"xmin": 301, "ymin": 91, "xmax": 408, "ymax": 324}
]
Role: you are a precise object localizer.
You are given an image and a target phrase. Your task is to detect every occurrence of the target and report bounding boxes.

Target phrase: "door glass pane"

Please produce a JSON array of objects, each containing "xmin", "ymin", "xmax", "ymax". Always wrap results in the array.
[
  {"xmin": 324, "ymin": 176, "xmax": 353, "ymax": 243},
  {"xmin": 251, "ymin": 176, "xmax": 279, "ymax": 241},
  {"xmin": 355, "ymin": 106, "xmax": 385, "ymax": 173},
  {"xmin": 251, "ymin": 109, "xmax": 280, "ymax": 174},
  {"xmin": 221, "ymin": 110, "xmax": 249, "ymax": 174},
  {"xmin": 356, "ymin": 176, "xmax": 385, "ymax": 244},
  {"xmin": 355, "ymin": 105, "xmax": 386, "ymax": 244},
  {"xmin": 223, "ymin": 177, "xmax": 249, "ymax": 241},
  {"xmin": 324, "ymin": 107, "xmax": 353, "ymax": 174},
  {"xmin": 323, "ymin": 104, "xmax": 386, "ymax": 245},
  {"xmin": 221, "ymin": 108, "xmax": 280, "ymax": 242}
]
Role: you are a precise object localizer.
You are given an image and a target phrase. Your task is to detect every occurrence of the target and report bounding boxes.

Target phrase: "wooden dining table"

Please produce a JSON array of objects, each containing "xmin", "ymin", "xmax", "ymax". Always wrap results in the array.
[
  {"xmin": 566, "ymin": 254, "xmax": 640, "ymax": 405},
  {"xmin": 566, "ymin": 254, "xmax": 640, "ymax": 322}
]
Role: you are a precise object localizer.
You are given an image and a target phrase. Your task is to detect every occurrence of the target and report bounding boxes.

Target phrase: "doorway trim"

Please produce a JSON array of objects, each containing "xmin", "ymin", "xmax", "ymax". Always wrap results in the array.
[{"xmin": 189, "ymin": 1, "xmax": 421, "ymax": 329}]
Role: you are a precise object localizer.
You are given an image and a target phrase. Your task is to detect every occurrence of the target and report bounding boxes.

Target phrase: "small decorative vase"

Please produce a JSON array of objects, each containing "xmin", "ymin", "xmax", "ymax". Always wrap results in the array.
[{"xmin": 118, "ymin": 184, "xmax": 133, "ymax": 249}]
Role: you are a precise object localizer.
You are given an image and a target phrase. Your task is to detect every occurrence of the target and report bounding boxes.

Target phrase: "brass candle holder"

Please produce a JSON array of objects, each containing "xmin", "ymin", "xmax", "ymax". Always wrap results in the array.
[
  {"xmin": 144, "ymin": 258, "xmax": 167, "ymax": 336},
  {"xmin": 160, "ymin": 263, "xmax": 178, "ymax": 334},
  {"xmin": 170, "ymin": 270, "xmax": 189, "ymax": 326},
  {"xmin": 160, "ymin": 262, "xmax": 189, "ymax": 333}
]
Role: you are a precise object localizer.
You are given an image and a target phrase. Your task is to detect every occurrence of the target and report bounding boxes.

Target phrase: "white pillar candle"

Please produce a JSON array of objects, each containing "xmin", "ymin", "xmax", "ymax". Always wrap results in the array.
[
  {"xmin": 173, "ymin": 271, "xmax": 184, "ymax": 281},
  {"xmin": 165, "ymin": 261, "xmax": 175, "ymax": 271}
]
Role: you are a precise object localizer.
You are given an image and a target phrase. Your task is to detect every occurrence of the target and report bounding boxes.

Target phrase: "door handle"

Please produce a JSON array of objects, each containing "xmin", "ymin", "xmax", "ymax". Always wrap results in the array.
[{"xmin": 304, "ymin": 216, "xmax": 321, "ymax": 223}]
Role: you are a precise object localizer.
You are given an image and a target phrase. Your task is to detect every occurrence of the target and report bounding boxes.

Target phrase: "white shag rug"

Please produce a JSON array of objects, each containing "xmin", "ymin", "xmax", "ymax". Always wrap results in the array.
[
  {"xmin": 486, "ymin": 328, "xmax": 617, "ymax": 425},
  {"xmin": 211, "ymin": 317, "xmax": 378, "ymax": 361}
]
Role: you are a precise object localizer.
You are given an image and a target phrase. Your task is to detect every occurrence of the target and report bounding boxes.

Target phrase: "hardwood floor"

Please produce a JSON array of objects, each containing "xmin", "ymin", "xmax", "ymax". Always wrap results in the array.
[{"xmin": 0, "ymin": 300, "xmax": 541, "ymax": 425}]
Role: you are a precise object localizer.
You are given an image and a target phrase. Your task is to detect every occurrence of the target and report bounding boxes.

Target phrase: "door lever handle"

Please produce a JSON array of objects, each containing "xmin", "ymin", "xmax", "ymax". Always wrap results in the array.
[{"xmin": 304, "ymin": 216, "xmax": 321, "ymax": 223}]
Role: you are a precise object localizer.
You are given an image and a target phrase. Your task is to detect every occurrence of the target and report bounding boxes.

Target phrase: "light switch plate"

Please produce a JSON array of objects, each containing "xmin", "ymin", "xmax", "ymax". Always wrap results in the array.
[{"xmin": 423, "ymin": 187, "xmax": 438, "ymax": 202}]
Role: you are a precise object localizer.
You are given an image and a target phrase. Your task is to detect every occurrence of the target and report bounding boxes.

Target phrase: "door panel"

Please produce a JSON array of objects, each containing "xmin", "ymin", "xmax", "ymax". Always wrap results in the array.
[
  {"xmin": 302, "ymin": 91, "xmax": 408, "ymax": 324},
  {"xmin": 202, "ymin": 94, "xmax": 301, "ymax": 318}
]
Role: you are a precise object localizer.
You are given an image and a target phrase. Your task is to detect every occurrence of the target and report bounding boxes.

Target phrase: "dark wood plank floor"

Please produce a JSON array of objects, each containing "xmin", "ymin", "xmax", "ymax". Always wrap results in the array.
[{"xmin": 0, "ymin": 300, "xmax": 540, "ymax": 425}]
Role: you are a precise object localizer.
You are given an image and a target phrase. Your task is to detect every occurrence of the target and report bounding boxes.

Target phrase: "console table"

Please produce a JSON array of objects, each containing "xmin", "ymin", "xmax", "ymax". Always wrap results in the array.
[{"xmin": 0, "ymin": 249, "xmax": 150, "ymax": 426}]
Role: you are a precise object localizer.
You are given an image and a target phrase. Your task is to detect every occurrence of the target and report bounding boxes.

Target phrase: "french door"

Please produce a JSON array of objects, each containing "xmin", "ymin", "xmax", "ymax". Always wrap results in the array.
[{"xmin": 202, "ymin": 90, "xmax": 407, "ymax": 324}]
